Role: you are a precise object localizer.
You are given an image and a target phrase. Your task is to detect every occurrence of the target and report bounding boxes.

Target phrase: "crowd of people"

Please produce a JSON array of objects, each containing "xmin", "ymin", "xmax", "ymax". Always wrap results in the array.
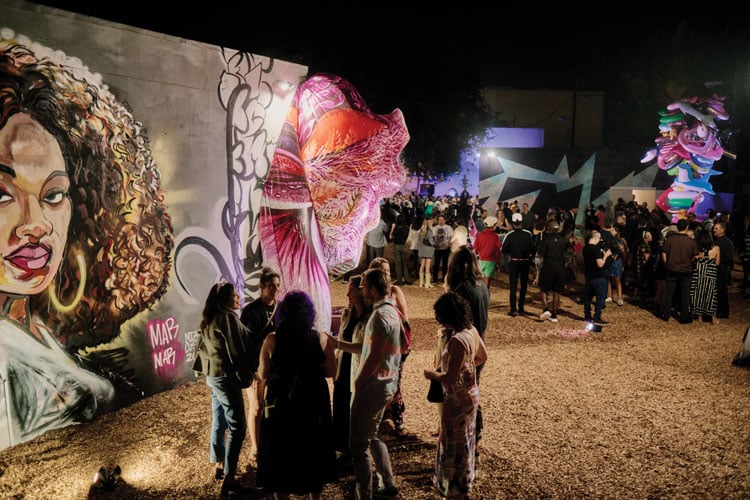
[
  {"xmin": 196, "ymin": 262, "xmax": 486, "ymax": 499},
  {"xmin": 355, "ymin": 192, "xmax": 746, "ymax": 327},
  {"xmin": 194, "ymin": 190, "xmax": 746, "ymax": 499}
]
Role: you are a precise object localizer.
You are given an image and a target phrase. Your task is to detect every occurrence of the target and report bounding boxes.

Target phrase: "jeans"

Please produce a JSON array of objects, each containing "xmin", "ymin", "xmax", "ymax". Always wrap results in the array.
[
  {"xmin": 382, "ymin": 352, "xmax": 408, "ymax": 429},
  {"xmin": 432, "ymin": 248, "xmax": 450, "ymax": 281},
  {"xmin": 661, "ymin": 271, "xmax": 693, "ymax": 320},
  {"xmin": 366, "ymin": 245, "xmax": 384, "ymax": 265},
  {"xmin": 508, "ymin": 260, "xmax": 530, "ymax": 312},
  {"xmin": 206, "ymin": 376, "xmax": 247, "ymax": 477},
  {"xmin": 393, "ymin": 243, "xmax": 410, "ymax": 283},
  {"xmin": 350, "ymin": 378, "xmax": 396, "ymax": 499},
  {"xmin": 583, "ymin": 277, "xmax": 608, "ymax": 321}
]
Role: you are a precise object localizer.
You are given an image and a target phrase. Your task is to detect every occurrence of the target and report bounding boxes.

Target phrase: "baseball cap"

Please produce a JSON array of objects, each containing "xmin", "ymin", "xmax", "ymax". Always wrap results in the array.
[
  {"xmin": 511, "ymin": 213, "xmax": 523, "ymax": 223},
  {"xmin": 483, "ymin": 216, "xmax": 498, "ymax": 227}
]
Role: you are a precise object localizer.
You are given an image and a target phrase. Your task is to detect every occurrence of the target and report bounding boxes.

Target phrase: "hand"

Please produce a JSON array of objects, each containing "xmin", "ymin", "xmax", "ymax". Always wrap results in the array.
[{"xmin": 325, "ymin": 332, "xmax": 339, "ymax": 349}]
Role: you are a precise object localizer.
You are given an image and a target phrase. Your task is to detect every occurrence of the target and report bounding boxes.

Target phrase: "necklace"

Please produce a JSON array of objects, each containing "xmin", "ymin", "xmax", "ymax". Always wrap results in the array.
[{"xmin": 264, "ymin": 302, "xmax": 275, "ymax": 321}]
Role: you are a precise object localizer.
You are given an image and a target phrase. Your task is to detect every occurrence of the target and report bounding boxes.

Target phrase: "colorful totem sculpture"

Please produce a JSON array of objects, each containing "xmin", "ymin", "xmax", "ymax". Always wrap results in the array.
[{"xmin": 641, "ymin": 95, "xmax": 732, "ymax": 222}]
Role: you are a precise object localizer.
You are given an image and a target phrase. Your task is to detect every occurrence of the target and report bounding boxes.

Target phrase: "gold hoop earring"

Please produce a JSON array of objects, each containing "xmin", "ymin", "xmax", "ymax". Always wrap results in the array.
[{"xmin": 49, "ymin": 251, "xmax": 87, "ymax": 313}]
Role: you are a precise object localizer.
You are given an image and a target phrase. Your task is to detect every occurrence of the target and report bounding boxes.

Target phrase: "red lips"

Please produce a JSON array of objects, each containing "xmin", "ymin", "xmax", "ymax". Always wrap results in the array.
[{"xmin": 5, "ymin": 243, "xmax": 51, "ymax": 273}]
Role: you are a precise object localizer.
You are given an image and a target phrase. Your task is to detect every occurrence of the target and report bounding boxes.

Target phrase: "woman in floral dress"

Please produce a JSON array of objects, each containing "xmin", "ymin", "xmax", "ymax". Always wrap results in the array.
[{"xmin": 424, "ymin": 293, "xmax": 488, "ymax": 499}]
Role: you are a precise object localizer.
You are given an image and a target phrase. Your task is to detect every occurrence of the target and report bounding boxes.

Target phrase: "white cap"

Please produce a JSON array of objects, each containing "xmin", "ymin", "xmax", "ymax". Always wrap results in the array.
[{"xmin": 511, "ymin": 213, "xmax": 523, "ymax": 223}]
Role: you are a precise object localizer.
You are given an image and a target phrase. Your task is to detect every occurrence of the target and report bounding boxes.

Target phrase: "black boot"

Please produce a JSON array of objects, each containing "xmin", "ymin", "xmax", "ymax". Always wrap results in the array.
[{"xmin": 220, "ymin": 475, "xmax": 251, "ymax": 496}]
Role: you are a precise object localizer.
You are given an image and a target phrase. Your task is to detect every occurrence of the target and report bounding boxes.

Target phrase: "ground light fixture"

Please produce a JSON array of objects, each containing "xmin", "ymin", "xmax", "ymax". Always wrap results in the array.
[
  {"xmin": 92, "ymin": 465, "xmax": 121, "ymax": 491},
  {"xmin": 585, "ymin": 321, "xmax": 603, "ymax": 333}
]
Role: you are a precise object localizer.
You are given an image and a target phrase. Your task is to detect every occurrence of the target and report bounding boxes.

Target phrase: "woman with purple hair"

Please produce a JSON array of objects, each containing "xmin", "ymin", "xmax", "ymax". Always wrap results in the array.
[{"xmin": 257, "ymin": 290, "xmax": 338, "ymax": 499}]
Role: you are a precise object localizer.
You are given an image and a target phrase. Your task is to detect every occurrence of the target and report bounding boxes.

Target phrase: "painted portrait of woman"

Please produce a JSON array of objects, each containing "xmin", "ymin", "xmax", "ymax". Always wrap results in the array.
[{"xmin": 0, "ymin": 39, "xmax": 173, "ymax": 447}]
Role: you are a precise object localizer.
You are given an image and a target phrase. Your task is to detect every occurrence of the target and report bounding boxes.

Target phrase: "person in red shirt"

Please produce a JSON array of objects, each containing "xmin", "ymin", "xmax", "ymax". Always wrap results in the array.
[
  {"xmin": 596, "ymin": 205, "xmax": 607, "ymax": 231},
  {"xmin": 473, "ymin": 216, "xmax": 503, "ymax": 298}
]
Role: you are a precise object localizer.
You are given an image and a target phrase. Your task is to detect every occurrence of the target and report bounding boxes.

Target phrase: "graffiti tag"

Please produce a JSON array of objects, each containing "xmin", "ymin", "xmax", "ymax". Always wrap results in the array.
[{"xmin": 147, "ymin": 317, "xmax": 185, "ymax": 381}]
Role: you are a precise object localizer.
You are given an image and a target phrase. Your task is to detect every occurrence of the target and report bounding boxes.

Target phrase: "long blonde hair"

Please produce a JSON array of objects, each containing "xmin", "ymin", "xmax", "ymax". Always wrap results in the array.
[{"xmin": 419, "ymin": 218, "xmax": 434, "ymax": 239}]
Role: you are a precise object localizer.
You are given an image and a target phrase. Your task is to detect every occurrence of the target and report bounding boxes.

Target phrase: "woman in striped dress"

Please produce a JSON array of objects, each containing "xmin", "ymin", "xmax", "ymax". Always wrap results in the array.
[{"xmin": 690, "ymin": 229, "xmax": 720, "ymax": 324}]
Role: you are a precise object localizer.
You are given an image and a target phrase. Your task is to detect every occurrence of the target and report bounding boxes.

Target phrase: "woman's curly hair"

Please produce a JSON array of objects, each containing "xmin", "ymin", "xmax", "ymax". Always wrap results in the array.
[{"xmin": 0, "ymin": 42, "xmax": 174, "ymax": 348}]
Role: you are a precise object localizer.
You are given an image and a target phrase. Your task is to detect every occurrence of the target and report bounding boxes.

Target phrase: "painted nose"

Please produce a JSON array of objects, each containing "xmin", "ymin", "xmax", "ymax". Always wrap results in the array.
[{"xmin": 15, "ymin": 194, "xmax": 52, "ymax": 240}]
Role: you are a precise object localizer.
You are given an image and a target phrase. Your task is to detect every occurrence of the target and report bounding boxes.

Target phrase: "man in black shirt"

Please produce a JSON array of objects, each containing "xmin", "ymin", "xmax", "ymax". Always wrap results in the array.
[
  {"xmin": 502, "ymin": 213, "xmax": 535, "ymax": 316},
  {"xmin": 713, "ymin": 221, "xmax": 735, "ymax": 318},
  {"xmin": 582, "ymin": 231, "xmax": 612, "ymax": 324},
  {"xmin": 239, "ymin": 267, "xmax": 281, "ymax": 461},
  {"xmin": 659, "ymin": 219, "xmax": 698, "ymax": 323},
  {"xmin": 536, "ymin": 220, "xmax": 567, "ymax": 322}
]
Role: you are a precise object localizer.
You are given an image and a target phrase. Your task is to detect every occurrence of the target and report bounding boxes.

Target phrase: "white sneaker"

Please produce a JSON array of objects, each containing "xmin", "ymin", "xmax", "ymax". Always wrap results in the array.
[
  {"xmin": 540, "ymin": 310, "xmax": 551, "ymax": 320},
  {"xmin": 617, "ymin": 299, "xmax": 624, "ymax": 306},
  {"xmin": 605, "ymin": 297, "xmax": 613, "ymax": 303},
  {"xmin": 550, "ymin": 316, "xmax": 559, "ymax": 323}
]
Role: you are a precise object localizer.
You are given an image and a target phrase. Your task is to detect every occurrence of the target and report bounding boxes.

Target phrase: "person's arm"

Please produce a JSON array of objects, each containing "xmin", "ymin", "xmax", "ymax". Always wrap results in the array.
[
  {"xmin": 433, "ymin": 327, "xmax": 448, "ymax": 368},
  {"xmin": 597, "ymin": 248, "xmax": 611, "ymax": 268},
  {"xmin": 424, "ymin": 336, "xmax": 467, "ymax": 385},
  {"xmin": 257, "ymin": 332, "xmax": 276, "ymax": 382},
  {"xmin": 319, "ymin": 332, "xmax": 337, "ymax": 378},
  {"xmin": 220, "ymin": 312, "xmax": 249, "ymax": 358},
  {"xmin": 326, "ymin": 332, "xmax": 363, "ymax": 354},
  {"xmin": 390, "ymin": 285, "xmax": 409, "ymax": 323},
  {"xmin": 474, "ymin": 329, "xmax": 488, "ymax": 368}
]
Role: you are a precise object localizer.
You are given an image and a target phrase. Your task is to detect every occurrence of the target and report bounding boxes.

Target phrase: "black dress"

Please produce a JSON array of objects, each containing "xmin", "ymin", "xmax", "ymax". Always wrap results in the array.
[{"xmin": 257, "ymin": 326, "xmax": 337, "ymax": 494}]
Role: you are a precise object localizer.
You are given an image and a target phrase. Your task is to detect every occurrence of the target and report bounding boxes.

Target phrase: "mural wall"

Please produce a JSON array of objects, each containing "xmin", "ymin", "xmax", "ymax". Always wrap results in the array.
[
  {"xmin": 0, "ymin": 1, "xmax": 407, "ymax": 450},
  {"xmin": 479, "ymin": 148, "xmax": 682, "ymax": 227}
]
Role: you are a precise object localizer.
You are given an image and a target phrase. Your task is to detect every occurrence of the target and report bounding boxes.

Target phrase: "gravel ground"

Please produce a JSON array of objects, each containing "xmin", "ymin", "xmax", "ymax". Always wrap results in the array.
[{"xmin": 1, "ymin": 269, "xmax": 749, "ymax": 499}]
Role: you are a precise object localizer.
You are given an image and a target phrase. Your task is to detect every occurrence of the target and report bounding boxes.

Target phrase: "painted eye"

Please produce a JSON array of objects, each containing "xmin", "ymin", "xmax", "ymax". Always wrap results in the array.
[
  {"xmin": 44, "ymin": 190, "xmax": 68, "ymax": 205},
  {"xmin": 0, "ymin": 189, "xmax": 11, "ymax": 204}
]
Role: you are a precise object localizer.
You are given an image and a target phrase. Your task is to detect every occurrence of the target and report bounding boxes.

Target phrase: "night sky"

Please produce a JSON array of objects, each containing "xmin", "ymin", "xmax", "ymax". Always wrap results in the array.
[
  {"xmin": 29, "ymin": 3, "xmax": 749, "ymax": 90},
  {"xmin": 24, "ymin": 2, "xmax": 750, "ymax": 168}
]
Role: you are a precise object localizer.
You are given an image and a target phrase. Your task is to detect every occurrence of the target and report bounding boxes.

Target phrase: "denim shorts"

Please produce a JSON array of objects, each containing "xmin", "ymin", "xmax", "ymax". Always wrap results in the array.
[{"xmin": 608, "ymin": 258, "xmax": 623, "ymax": 278}]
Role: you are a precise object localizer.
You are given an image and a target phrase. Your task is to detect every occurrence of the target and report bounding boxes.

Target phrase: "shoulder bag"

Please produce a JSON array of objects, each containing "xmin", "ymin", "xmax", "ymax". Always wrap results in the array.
[{"xmin": 427, "ymin": 373, "xmax": 443, "ymax": 403}]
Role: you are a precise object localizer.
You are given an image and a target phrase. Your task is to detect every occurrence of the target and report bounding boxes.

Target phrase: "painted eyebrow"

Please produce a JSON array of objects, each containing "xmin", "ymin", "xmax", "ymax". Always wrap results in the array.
[
  {"xmin": 47, "ymin": 171, "xmax": 70, "ymax": 182},
  {"xmin": 0, "ymin": 166, "xmax": 68, "ymax": 183},
  {"xmin": 0, "ymin": 164, "xmax": 16, "ymax": 178}
]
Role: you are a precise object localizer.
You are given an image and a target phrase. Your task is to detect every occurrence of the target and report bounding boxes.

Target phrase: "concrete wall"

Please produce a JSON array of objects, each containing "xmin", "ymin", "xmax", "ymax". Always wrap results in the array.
[{"xmin": 482, "ymin": 88, "xmax": 603, "ymax": 150}]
